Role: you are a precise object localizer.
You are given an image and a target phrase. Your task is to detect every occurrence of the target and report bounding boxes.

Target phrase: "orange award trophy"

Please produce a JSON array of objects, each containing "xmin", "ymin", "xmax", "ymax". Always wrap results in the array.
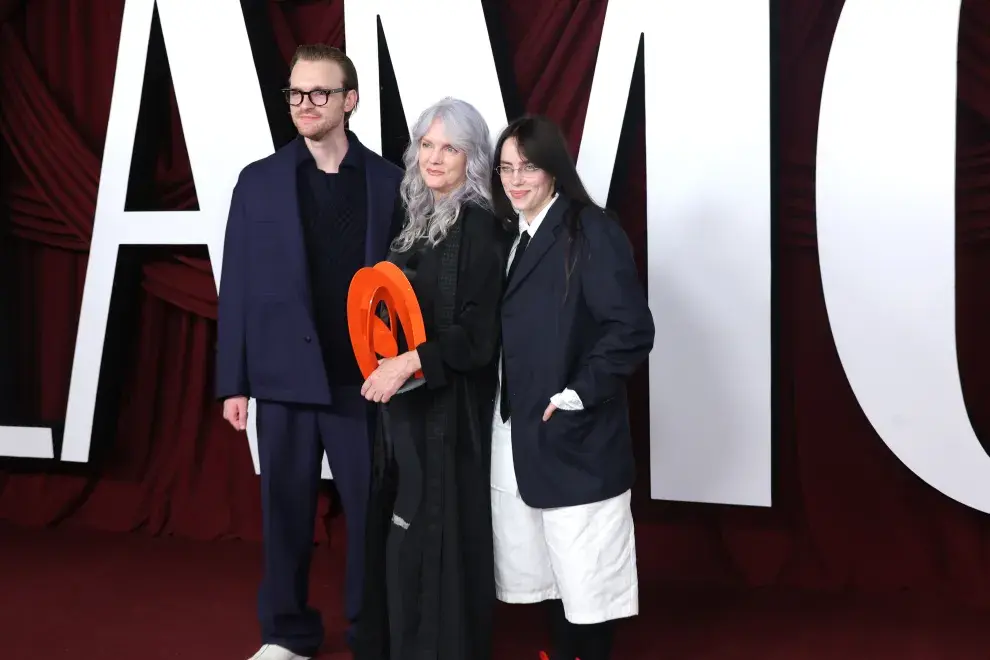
[{"xmin": 346, "ymin": 261, "xmax": 428, "ymax": 394}]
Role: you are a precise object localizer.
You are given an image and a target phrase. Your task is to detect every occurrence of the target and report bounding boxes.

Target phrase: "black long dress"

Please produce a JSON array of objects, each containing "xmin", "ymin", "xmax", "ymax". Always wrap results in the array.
[{"xmin": 355, "ymin": 202, "xmax": 510, "ymax": 660}]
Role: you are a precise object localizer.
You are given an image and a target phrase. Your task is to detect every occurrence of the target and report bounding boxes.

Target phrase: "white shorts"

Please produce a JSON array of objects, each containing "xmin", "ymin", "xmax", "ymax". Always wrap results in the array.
[{"xmin": 491, "ymin": 487, "xmax": 639, "ymax": 624}]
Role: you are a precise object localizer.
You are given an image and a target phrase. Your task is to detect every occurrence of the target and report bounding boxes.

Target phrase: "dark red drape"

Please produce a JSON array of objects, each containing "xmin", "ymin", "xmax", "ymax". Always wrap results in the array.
[{"xmin": 4, "ymin": 0, "xmax": 990, "ymax": 606}]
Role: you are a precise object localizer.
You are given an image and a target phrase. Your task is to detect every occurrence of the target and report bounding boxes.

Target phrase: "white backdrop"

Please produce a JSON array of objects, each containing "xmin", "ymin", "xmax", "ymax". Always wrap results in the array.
[{"xmin": 2, "ymin": 0, "xmax": 989, "ymax": 516}]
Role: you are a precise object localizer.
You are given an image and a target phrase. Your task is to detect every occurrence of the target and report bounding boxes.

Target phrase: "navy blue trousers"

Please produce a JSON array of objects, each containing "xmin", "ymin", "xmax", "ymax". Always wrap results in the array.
[{"xmin": 255, "ymin": 388, "xmax": 371, "ymax": 656}]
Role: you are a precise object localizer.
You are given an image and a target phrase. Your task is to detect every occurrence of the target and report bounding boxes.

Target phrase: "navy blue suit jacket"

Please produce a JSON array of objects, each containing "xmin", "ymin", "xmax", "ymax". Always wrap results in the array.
[
  {"xmin": 215, "ymin": 133, "xmax": 403, "ymax": 405},
  {"xmin": 501, "ymin": 195, "xmax": 655, "ymax": 508}
]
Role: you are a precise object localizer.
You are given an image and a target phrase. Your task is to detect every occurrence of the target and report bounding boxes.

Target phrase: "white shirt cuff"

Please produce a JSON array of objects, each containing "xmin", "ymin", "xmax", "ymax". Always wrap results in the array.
[{"xmin": 550, "ymin": 388, "xmax": 584, "ymax": 411}]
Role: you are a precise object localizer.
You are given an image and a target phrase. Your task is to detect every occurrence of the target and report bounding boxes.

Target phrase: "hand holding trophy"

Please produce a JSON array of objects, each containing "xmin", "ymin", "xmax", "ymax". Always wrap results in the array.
[{"xmin": 348, "ymin": 261, "xmax": 428, "ymax": 403}]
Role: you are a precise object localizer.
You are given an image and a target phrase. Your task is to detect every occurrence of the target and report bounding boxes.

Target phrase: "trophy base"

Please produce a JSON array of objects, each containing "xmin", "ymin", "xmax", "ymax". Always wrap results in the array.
[{"xmin": 395, "ymin": 376, "xmax": 426, "ymax": 395}]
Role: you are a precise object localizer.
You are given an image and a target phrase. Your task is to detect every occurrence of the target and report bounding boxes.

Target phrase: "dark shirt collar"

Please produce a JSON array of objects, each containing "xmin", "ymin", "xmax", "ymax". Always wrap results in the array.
[{"xmin": 295, "ymin": 129, "xmax": 365, "ymax": 171}]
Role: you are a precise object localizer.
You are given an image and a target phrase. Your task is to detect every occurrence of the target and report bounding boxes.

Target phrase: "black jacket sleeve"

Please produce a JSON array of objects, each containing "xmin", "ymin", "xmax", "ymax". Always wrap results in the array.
[
  {"xmin": 568, "ymin": 210, "xmax": 655, "ymax": 407},
  {"xmin": 215, "ymin": 175, "xmax": 250, "ymax": 400}
]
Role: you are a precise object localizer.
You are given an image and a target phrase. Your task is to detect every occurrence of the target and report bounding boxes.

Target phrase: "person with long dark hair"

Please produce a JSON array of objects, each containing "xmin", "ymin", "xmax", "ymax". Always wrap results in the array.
[
  {"xmin": 354, "ymin": 97, "xmax": 509, "ymax": 660},
  {"xmin": 489, "ymin": 115, "xmax": 655, "ymax": 660}
]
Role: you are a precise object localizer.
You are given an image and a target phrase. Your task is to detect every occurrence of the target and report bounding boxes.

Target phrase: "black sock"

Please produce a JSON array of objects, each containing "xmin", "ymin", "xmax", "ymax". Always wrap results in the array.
[
  {"xmin": 548, "ymin": 600, "xmax": 577, "ymax": 659},
  {"xmin": 575, "ymin": 620, "xmax": 615, "ymax": 660}
]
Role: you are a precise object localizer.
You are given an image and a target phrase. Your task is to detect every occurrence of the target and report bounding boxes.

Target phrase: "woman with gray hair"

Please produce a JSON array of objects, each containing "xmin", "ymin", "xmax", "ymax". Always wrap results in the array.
[{"xmin": 355, "ymin": 97, "xmax": 511, "ymax": 660}]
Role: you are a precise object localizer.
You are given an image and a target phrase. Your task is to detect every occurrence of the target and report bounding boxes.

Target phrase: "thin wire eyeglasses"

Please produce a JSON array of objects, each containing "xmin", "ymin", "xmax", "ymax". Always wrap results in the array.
[{"xmin": 495, "ymin": 164, "xmax": 542, "ymax": 178}]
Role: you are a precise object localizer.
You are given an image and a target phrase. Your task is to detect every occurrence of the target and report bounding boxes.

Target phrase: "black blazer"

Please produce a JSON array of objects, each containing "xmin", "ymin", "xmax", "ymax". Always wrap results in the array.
[{"xmin": 501, "ymin": 194, "xmax": 655, "ymax": 509}]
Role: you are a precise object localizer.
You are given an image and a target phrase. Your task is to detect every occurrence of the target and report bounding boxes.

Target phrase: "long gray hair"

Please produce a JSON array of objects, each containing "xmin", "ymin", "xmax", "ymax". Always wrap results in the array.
[{"xmin": 391, "ymin": 97, "xmax": 493, "ymax": 252}]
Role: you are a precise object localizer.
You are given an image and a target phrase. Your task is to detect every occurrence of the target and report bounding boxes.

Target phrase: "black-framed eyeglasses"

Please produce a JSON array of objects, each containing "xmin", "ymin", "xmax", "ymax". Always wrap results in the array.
[{"xmin": 283, "ymin": 87, "xmax": 347, "ymax": 107}]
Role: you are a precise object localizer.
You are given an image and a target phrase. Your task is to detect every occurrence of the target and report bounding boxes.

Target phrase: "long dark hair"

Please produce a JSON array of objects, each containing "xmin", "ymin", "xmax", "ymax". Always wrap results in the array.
[{"xmin": 491, "ymin": 115, "xmax": 609, "ymax": 294}]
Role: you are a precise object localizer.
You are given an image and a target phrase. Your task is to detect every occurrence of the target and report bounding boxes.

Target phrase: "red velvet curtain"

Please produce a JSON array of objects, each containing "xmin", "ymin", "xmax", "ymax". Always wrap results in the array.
[{"xmin": 4, "ymin": 0, "xmax": 990, "ymax": 605}]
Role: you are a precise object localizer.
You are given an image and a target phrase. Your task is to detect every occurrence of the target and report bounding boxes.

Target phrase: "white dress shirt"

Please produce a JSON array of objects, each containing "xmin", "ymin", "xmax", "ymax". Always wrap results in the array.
[{"xmin": 491, "ymin": 194, "xmax": 584, "ymax": 494}]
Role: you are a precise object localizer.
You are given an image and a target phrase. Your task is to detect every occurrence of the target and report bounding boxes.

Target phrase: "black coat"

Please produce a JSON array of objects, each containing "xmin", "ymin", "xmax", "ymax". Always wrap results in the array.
[
  {"xmin": 501, "ymin": 195, "xmax": 655, "ymax": 509},
  {"xmin": 355, "ymin": 202, "xmax": 511, "ymax": 660}
]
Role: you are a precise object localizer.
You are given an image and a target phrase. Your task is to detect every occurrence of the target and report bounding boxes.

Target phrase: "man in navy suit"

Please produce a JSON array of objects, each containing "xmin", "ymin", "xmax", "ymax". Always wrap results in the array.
[{"xmin": 216, "ymin": 45, "xmax": 402, "ymax": 660}]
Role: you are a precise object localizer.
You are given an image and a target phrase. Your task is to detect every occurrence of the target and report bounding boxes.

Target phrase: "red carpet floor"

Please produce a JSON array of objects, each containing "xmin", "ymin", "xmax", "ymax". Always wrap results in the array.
[{"xmin": 3, "ymin": 523, "xmax": 990, "ymax": 659}]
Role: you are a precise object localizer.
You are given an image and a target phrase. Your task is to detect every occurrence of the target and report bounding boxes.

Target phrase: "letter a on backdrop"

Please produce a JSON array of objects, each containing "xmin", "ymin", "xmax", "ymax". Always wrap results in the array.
[{"xmin": 57, "ymin": 0, "xmax": 279, "ymax": 472}]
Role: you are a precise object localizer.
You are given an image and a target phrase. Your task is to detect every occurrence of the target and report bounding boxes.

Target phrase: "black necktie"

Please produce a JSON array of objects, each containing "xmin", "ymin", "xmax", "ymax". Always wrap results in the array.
[
  {"xmin": 500, "ymin": 230, "xmax": 531, "ymax": 422},
  {"xmin": 504, "ymin": 230, "xmax": 530, "ymax": 288}
]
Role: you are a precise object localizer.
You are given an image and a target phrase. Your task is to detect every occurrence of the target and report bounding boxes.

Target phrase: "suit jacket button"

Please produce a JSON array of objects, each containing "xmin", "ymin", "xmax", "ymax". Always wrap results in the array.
[{"xmin": 304, "ymin": 336, "xmax": 312, "ymax": 343}]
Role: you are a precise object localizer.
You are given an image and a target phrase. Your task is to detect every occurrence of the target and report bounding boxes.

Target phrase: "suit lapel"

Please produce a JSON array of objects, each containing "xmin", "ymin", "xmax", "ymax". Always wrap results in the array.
[
  {"xmin": 504, "ymin": 198, "xmax": 567, "ymax": 299},
  {"xmin": 280, "ymin": 140, "xmax": 314, "ymax": 304},
  {"xmin": 363, "ymin": 146, "xmax": 385, "ymax": 266}
]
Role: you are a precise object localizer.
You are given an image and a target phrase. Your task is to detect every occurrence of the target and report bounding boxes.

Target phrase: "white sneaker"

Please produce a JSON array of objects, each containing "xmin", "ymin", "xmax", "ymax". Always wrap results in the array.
[{"xmin": 247, "ymin": 644, "xmax": 312, "ymax": 660}]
